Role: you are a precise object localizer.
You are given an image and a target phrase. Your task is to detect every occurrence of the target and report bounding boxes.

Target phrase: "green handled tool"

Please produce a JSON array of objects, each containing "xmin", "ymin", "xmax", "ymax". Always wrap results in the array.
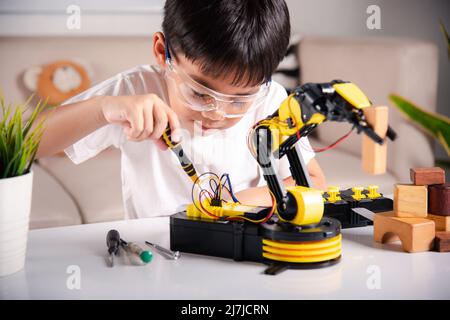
[{"xmin": 120, "ymin": 239, "xmax": 153, "ymax": 264}]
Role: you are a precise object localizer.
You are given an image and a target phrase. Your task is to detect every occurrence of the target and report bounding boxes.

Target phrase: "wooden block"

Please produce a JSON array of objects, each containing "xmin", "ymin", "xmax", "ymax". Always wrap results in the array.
[
  {"xmin": 374, "ymin": 211, "xmax": 435, "ymax": 253},
  {"xmin": 362, "ymin": 106, "xmax": 388, "ymax": 175},
  {"xmin": 394, "ymin": 184, "xmax": 427, "ymax": 217},
  {"xmin": 429, "ymin": 183, "xmax": 450, "ymax": 216},
  {"xmin": 410, "ymin": 167, "xmax": 445, "ymax": 185},
  {"xmin": 434, "ymin": 232, "xmax": 450, "ymax": 252},
  {"xmin": 427, "ymin": 214, "xmax": 450, "ymax": 231}
]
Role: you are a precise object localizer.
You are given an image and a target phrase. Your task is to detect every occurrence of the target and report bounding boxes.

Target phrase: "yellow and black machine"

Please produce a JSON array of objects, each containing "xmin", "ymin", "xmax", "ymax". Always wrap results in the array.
[{"xmin": 166, "ymin": 80, "xmax": 396, "ymax": 275}]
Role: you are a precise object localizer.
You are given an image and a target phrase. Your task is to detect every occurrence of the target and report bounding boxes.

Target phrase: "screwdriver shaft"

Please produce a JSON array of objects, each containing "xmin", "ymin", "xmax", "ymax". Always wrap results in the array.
[{"xmin": 145, "ymin": 241, "xmax": 180, "ymax": 260}]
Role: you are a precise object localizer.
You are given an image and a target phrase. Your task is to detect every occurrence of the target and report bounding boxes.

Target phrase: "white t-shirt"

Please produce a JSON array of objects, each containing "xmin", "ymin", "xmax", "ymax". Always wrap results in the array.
[{"xmin": 63, "ymin": 65, "xmax": 315, "ymax": 219}]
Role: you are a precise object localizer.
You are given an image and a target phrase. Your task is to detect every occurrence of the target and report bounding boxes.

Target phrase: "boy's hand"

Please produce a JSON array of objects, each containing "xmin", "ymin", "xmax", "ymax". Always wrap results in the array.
[{"xmin": 101, "ymin": 94, "xmax": 181, "ymax": 149}]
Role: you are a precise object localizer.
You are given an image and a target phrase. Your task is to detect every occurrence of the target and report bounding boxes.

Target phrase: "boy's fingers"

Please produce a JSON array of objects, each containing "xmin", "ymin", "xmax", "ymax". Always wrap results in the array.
[
  {"xmin": 121, "ymin": 122, "xmax": 133, "ymax": 138},
  {"xmin": 135, "ymin": 104, "xmax": 154, "ymax": 141},
  {"xmin": 150, "ymin": 96, "xmax": 181, "ymax": 142},
  {"xmin": 149, "ymin": 104, "xmax": 168, "ymax": 140},
  {"xmin": 125, "ymin": 107, "xmax": 144, "ymax": 138},
  {"xmin": 166, "ymin": 107, "xmax": 181, "ymax": 143}
]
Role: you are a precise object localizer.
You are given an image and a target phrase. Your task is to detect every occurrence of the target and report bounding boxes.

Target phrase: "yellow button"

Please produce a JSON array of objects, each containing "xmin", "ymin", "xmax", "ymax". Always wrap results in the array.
[
  {"xmin": 327, "ymin": 186, "xmax": 342, "ymax": 203},
  {"xmin": 367, "ymin": 185, "xmax": 381, "ymax": 199},
  {"xmin": 352, "ymin": 186, "xmax": 366, "ymax": 200}
]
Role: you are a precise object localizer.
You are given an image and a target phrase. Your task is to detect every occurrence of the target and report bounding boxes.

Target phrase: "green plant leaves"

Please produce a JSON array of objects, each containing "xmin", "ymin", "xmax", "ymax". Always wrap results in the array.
[
  {"xmin": 389, "ymin": 94, "xmax": 450, "ymax": 156},
  {"xmin": 0, "ymin": 95, "xmax": 47, "ymax": 178}
]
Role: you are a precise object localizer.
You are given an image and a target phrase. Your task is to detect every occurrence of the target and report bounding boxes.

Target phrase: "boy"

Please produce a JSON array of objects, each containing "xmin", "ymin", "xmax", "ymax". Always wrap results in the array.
[{"xmin": 36, "ymin": 0, "xmax": 326, "ymax": 219}]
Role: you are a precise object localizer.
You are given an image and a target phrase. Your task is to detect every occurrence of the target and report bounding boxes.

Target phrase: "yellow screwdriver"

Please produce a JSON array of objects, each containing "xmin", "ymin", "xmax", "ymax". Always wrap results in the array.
[{"xmin": 161, "ymin": 125, "xmax": 198, "ymax": 183}]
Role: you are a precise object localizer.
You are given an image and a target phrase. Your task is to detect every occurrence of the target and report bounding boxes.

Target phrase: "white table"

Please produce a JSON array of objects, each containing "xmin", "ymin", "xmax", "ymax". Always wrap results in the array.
[{"xmin": 1, "ymin": 217, "xmax": 449, "ymax": 300}]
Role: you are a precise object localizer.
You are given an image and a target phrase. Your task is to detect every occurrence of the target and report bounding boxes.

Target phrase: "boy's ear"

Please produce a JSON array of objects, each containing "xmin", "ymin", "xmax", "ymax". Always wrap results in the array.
[{"xmin": 153, "ymin": 32, "xmax": 167, "ymax": 67}]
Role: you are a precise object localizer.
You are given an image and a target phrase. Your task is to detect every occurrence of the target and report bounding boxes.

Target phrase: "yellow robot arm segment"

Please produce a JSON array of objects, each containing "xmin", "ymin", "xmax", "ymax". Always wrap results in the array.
[
  {"xmin": 255, "ymin": 94, "xmax": 326, "ymax": 152},
  {"xmin": 278, "ymin": 94, "xmax": 326, "ymax": 126},
  {"xmin": 276, "ymin": 186, "xmax": 324, "ymax": 225},
  {"xmin": 332, "ymin": 82, "xmax": 371, "ymax": 109}
]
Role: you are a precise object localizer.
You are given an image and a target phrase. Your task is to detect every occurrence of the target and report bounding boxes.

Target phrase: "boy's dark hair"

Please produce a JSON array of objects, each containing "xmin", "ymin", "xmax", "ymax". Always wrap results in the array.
[{"xmin": 162, "ymin": 0, "xmax": 291, "ymax": 87}]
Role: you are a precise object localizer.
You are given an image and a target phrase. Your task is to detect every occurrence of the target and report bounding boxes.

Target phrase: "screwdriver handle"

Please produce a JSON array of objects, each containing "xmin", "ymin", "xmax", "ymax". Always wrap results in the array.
[
  {"xmin": 127, "ymin": 242, "xmax": 153, "ymax": 264},
  {"xmin": 162, "ymin": 126, "xmax": 198, "ymax": 182},
  {"xmin": 106, "ymin": 229, "xmax": 120, "ymax": 255},
  {"xmin": 161, "ymin": 125, "xmax": 180, "ymax": 149}
]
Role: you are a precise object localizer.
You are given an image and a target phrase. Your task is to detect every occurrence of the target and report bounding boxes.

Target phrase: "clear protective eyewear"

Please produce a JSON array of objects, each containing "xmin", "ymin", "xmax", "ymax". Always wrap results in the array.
[{"xmin": 164, "ymin": 39, "xmax": 271, "ymax": 118}]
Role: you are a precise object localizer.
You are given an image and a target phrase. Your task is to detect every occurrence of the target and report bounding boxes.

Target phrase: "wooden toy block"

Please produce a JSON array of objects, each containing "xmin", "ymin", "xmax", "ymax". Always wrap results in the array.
[
  {"xmin": 374, "ymin": 211, "xmax": 435, "ymax": 253},
  {"xmin": 410, "ymin": 167, "xmax": 445, "ymax": 185},
  {"xmin": 434, "ymin": 232, "xmax": 450, "ymax": 252},
  {"xmin": 362, "ymin": 106, "xmax": 388, "ymax": 175},
  {"xmin": 394, "ymin": 184, "xmax": 427, "ymax": 217},
  {"xmin": 429, "ymin": 183, "xmax": 450, "ymax": 216},
  {"xmin": 427, "ymin": 214, "xmax": 450, "ymax": 231}
]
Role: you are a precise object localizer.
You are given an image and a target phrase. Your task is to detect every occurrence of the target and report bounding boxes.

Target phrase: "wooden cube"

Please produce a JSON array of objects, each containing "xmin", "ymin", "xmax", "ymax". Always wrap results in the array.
[
  {"xmin": 427, "ymin": 214, "xmax": 450, "ymax": 231},
  {"xmin": 434, "ymin": 232, "xmax": 450, "ymax": 252},
  {"xmin": 429, "ymin": 183, "xmax": 450, "ymax": 216},
  {"xmin": 394, "ymin": 184, "xmax": 427, "ymax": 217},
  {"xmin": 374, "ymin": 212, "xmax": 435, "ymax": 253},
  {"xmin": 410, "ymin": 167, "xmax": 445, "ymax": 185}
]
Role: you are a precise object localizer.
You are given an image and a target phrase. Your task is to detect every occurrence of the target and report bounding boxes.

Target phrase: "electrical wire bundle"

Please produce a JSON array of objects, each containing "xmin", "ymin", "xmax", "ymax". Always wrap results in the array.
[{"xmin": 191, "ymin": 172, "xmax": 276, "ymax": 224}]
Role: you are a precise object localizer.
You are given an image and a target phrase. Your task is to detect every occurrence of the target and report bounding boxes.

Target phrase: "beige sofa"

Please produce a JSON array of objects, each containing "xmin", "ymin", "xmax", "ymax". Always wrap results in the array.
[{"xmin": 0, "ymin": 36, "xmax": 439, "ymax": 229}]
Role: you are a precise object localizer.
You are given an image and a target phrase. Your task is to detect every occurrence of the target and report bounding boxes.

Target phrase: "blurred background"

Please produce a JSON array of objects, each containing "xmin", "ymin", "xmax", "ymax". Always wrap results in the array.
[{"xmin": 0, "ymin": 0, "xmax": 448, "ymax": 229}]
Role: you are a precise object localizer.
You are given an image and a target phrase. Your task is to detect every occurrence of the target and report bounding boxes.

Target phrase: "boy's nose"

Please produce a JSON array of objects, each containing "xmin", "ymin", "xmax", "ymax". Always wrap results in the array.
[{"xmin": 201, "ymin": 109, "xmax": 225, "ymax": 121}]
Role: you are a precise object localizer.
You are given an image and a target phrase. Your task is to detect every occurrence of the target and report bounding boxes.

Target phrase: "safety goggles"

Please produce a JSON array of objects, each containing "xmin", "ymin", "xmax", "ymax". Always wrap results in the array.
[{"xmin": 164, "ymin": 39, "xmax": 271, "ymax": 119}]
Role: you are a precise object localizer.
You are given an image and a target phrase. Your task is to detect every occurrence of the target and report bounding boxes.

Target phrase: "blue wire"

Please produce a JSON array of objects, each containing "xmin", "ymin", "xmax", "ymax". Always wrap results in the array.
[{"xmin": 224, "ymin": 173, "xmax": 239, "ymax": 203}]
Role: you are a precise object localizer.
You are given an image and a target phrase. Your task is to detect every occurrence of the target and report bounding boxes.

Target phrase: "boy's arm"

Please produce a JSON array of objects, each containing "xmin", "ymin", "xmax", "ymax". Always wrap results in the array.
[
  {"xmin": 35, "ymin": 96, "xmax": 107, "ymax": 159},
  {"xmin": 234, "ymin": 158, "xmax": 327, "ymax": 207},
  {"xmin": 35, "ymin": 94, "xmax": 180, "ymax": 159},
  {"xmin": 303, "ymin": 158, "xmax": 327, "ymax": 191}
]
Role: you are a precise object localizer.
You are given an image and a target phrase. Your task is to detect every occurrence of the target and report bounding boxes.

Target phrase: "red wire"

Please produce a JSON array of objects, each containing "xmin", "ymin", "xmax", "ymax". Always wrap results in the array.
[
  {"xmin": 259, "ymin": 192, "xmax": 276, "ymax": 224},
  {"xmin": 313, "ymin": 127, "xmax": 354, "ymax": 153}
]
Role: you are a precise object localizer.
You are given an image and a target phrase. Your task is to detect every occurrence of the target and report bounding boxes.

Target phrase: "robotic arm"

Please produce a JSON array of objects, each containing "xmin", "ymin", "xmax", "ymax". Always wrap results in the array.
[
  {"xmin": 167, "ymin": 80, "xmax": 396, "ymax": 228},
  {"xmin": 249, "ymin": 80, "xmax": 396, "ymax": 225},
  {"xmin": 170, "ymin": 80, "xmax": 397, "ymax": 272}
]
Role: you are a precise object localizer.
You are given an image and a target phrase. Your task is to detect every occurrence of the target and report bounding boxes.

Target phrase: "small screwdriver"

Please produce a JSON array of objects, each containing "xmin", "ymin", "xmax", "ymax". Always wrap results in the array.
[
  {"xmin": 161, "ymin": 125, "xmax": 198, "ymax": 183},
  {"xmin": 145, "ymin": 241, "xmax": 180, "ymax": 260},
  {"xmin": 106, "ymin": 229, "xmax": 121, "ymax": 267},
  {"xmin": 120, "ymin": 239, "xmax": 153, "ymax": 264}
]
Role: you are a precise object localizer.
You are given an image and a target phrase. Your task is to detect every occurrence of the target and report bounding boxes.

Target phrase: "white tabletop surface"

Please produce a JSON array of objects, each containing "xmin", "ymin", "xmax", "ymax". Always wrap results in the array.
[{"xmin": 1, "ymin": 216, "xmax": 450, "ymax": 300}]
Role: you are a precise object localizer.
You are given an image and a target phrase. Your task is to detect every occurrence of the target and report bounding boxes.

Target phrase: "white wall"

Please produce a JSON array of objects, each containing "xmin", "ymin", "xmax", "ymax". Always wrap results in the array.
[
  {"xmin": 0, "ymin": 0, "xmax": 163, "ymax": 36},
  {"xmin": 286, "ymin": 0, "xmax": 449, "ymax": 158},
  {"xmin": 0, "ymin": 0, "xmax": 447, "ymax": 157}
]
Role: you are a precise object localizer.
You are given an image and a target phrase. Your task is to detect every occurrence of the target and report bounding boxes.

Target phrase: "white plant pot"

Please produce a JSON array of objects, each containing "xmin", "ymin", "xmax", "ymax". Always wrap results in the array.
[{"xmin": 0, "ymin": 171, "xmax": 33, "ymax": 277}]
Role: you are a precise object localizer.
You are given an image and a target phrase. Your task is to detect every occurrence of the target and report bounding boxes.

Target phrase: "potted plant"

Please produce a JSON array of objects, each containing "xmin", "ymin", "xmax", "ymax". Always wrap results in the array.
[{"xmin": 0, "ymin": 95, "xmax": 46, "ymax": 276}]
